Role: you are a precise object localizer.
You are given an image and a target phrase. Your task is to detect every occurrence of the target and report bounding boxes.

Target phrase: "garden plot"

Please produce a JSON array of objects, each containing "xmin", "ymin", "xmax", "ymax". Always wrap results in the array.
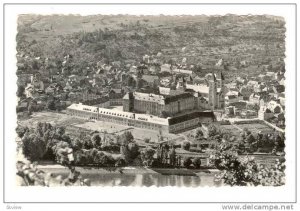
[{"xmin": 236, "ymin": 123, "xmax": 274, "ymax": 134}]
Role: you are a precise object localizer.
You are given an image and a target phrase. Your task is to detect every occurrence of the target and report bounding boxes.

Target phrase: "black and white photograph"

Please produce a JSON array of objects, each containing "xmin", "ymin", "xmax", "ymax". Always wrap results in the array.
[
  {"xmin": 15, "ymin": 13, "xmax": 287, "ymax": 188},
  {"xmin": 1, "ymin": 0, "xmax": 299, "ymax": 208}
]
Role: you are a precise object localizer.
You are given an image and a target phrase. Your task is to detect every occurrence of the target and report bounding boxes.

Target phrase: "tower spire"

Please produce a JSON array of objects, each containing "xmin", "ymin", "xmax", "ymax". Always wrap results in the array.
[
  {"xmin": 212, "ymin": 72, "xmax": 217, "ymax": 81},
  {"xmin": 221, "ymin": 71, "xmax": 225, "ymax": 80}
]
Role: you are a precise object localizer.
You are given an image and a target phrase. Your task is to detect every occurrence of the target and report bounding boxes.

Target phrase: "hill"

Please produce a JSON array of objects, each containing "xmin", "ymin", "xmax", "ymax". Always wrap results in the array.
[{"xmin": 16, "ymin": 14, "xmax": 285, "ymax": 77}]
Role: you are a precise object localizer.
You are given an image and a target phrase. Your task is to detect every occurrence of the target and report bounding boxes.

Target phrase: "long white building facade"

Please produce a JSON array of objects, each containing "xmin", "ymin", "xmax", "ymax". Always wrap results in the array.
[{"xmin": 66, "ymin": 103, "xmax": 215, "ymax": 133}]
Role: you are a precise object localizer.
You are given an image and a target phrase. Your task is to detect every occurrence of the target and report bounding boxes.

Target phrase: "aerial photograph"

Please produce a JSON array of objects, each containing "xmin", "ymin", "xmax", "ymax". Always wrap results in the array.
[{"xmin": 15, "ymin": 14, "xmax": 286, "ymax": 187}]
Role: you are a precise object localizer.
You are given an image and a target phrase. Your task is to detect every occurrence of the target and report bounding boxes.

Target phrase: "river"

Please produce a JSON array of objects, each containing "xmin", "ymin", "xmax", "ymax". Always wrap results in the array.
[{"xmin": 38, "ymin": 166, "xmax": 222, "ymax": 187}]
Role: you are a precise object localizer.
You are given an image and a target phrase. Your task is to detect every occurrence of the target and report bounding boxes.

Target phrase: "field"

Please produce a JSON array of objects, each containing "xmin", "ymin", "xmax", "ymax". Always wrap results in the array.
[
  {"xmin": 236, "ymin": 123, "xmax": 274, "ymax": 134},
  {"xmin": 219, "ymin": 124, "xmax": 242, "ymax": 136},
  {"xmin": 19, "ymin": 111, "xmax": 180, "ymax": 144},
  {"xmin": 18, "ymin": 111, "xmax": 87, "ymax": 128}
]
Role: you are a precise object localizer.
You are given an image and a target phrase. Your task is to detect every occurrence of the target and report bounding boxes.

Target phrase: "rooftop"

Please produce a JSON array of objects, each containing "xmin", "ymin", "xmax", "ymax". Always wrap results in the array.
[
  {"xmin": 186, "ymin": 83, "xmax": 209, "ymax": 94},
  {"xmin": 67, "ymin": 103, "xmax": 169, "ymax": 125},
  {"xmin": 168, "ymin": 111, "xmax": 215, "ymax": 125}
]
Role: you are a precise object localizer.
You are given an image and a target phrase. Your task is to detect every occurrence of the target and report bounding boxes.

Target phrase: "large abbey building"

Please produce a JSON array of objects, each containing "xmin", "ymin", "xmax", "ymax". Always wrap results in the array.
[
  {"xmin": 66, "ymin": 71, "xmax": 224, "ymax": 133},
  {"xmin": 123, "ymin": 71, "xmax": 225, "ymax": 117}
]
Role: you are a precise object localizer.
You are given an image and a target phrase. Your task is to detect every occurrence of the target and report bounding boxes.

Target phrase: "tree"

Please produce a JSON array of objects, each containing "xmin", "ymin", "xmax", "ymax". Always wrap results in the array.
[
  {"xmin": 121, "ymin": 142, "xmax": 139, "ymax": 163},
  {"xmin": 52, "ymin": 141, "xmax": 71, "ymax": 165},
  {"xmin": 222, "ymin": 133, "xmax": 230, "ymax": 141},
  {"xmin": 55, "ymin": 126, "xmax": 65, "ymax": 137},
  {"xmin": 140, "ymin": 147, "xmax": 156, "ymax": 167},
  {"xmin": 71, "ymin": 138, "xmax": 83, "ymax": 151},
  {"xmin": 22, "ymin": 134, "xmax": 47, "ymax": 161},
  {"xmin": 243, "ymin": 128, "xmax": 251, "ymax": 136},
  {"xmin": 16, "ymin": 125, "xmax": 28, "ymax": 138},
  {"xmin": 35, "ymin": 122, "xmax": 44, "ymax": 137},
  {"xmin": 91, "ymin": 134, "xmax": 102, "ymax": 149},
  {"xmin": 143, "ymin": 138, "xmax": 150, "ymax": 143},
  {"xmin": 121, "ymin": 131, "xmax": 134, "ymax": 145},
  {"xmin": 182, "ymin": 141, "xmax": 191, "ymax": 151},
  {"xmin": 47, "ymin": 99, "xmax": 56, "ymax": 110},
  {"xmin": 193, "ymin": 157, "xmax": 202, "ymax": 169},
  {"xmin": 195, "ymin": 129, "xmax": 203, "ymax": 140},
  {"xmin": 83, "ymin": 137, "xmax": 93, "ymax": 150},
  {"xmin": 73, "ymin": 150, "xmax": 86, "ymax": 165},
  {"xmin": 98, "ymin": 154, "xmax": 115, "ymax": 167},
  {"xmin": 246, "ymin": 133, "xmax": 255, "ymax": 144},
  {"xmin": 210, "ymin": 143, "xmax": 285, "ymax": 186},
  {"xmin": 127, "ymin": 142, "xmax": 139, "ymax": 159},
  {"xmin": 115, "ymin": 157, "xmax": 126, "ymax": 167},
  {"xmin": 183, "ymin": 157, "xmax": 192, "ymax": 168},
  {"xmin": 17, "ymin": 85, "xmax": 25, "ymax": 98},
  {"xmin": 61, "ymin": 134, "xmax": 71, "ymax": 144},
  {"xmin": 42, "ymin": 122, "xmax": 52, "ymax": 134},
  {"xmin": 169, "ymin": 146, "xmax": 176, "ymax": 167},
  {"xmin": 274, "ymin": 134, "xmax": 285, "ymax": 149},
  {"xmin": 207, "ymin": 124, "xmax": 220, "ymax": 137}
]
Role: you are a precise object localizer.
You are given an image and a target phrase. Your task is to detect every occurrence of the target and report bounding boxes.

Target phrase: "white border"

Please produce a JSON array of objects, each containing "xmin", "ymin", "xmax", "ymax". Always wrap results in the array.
[{"xmin": 2, "ymin": 2, "xmax": 297, "ymax": 203}]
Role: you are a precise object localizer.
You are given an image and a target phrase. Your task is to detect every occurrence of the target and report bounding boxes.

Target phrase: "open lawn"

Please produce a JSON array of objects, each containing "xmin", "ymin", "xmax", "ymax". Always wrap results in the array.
[
  {"xmin": 236, "ymin": 123, "xmax": 274, "ymax": 134},
  {"xmin": 74, "ymin": 120, "xmax": 179, "ymax": 144},
  {"xmin": 219, "ymin": 124, "xmax": 241, "ymax": 136},
  {"xmin": 18, "ymin": 111, "xmax": 88, "ymax": 128},
  {"xmin": 19, "ymin": 111, "xmax": 181, "ymax": 145}
]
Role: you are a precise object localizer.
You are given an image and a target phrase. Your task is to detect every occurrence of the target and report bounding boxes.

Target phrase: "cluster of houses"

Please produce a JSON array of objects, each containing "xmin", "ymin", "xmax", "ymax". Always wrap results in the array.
[
  {"xmin": 16, "ymin": 52, "xmax": 285, "ymax": 131},
  {"xmin": 223, "ymin": 69, "xmax": 285, "ymax": 129}
]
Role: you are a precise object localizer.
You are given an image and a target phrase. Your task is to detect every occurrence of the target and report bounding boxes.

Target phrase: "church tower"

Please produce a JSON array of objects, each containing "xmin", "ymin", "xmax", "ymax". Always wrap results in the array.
[
  {"xmin": 208, "ymin": 73, "xmax": 217, "ymax": 110},
  {"xmin": 219, "ymin": 71, "xmax": 225, "ymax": 109}
]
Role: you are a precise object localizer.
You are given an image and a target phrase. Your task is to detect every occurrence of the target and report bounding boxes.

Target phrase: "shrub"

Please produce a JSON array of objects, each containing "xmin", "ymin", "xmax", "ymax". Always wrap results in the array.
[
  {"xmin": 71, "ymin": 138, "xmax": 83, "ymax": 151},
  {"xmin": 195, "ymin": 129, "xmax": 203, "ymax": 139},
  {"xmin": 98, "ymin": 154, "xmax": 115, "ymax": 167},
  {"xmin": 91, "ymin": 134, "xmax": 102, "ymax": 149},
  {"xmin": 93, "ymin": 151, "xmax": 105, "ymax": 165},
  {"xmin": 53, "ymin": 142, "xmax": 71, "ymax": 165},
  {"xmin": 182, "ymin": 141, "xmax": 191, "ymax": 151},
  {"xmin": 191, "ymin": 143, "xmax": 197, "ymax": 147},
  {"xmin": 207, "ymin": 124, "xmax": 220, "ymax": 137},
  {"xmin": 101, "ymin": 144, "xmax": 120, "ymax": 153},
  {"xmin": 140, "ymin": 147, "xmax": 156, "ymax": 167},
  {"xmin": 47, "ymin": 100, "xmax": 56, "ymax": 110},
  {"xmin": 73, "ymin": 150, "xmax": 87, "ymax": 165},
  {"xmin": 89, "ymin": 148, "xmax": 98, "ymax": 158},
  {"xmin": 61, "ymin": 134, "xmax": 72, "ymax": 144},
  {"xmin": 115, "ymin": 157, "xmax": 126, "ymax": 167},
  {"xmin": 131, "ymin": 156, "xmax": 143, "ymax": 166},
  {"xmin": 189, "ymin": 148, "xmax": 202, "ymax": 153},
  {"xmin": 121, "ymin": 142, "xmax": 140, "ymax": 163},
  {"xmin": 16, "ymin": 125, "xmax": 28, "ymax": 138},
  {"xmin": 143, "ymin": 138, "xmax": 150, "ymax": 143},
  {"xmin": 16, "ymin": 106, "xmax": 27, "ymax": 113},
  {"xmin": 17, "ymin": 85, "xmax": 25, "ymax": 97},
  {"xmin": 183, "ymin": 157, "xmax": 192, "ymax": 168},
  {"xmin": 82, "ymin": 138, "xmax": 93, "ymax": 149},
  {"xmin": 246, "ymin": 134, "xmax": 255, "ymax": 144},
  {"xmin": 210, "ymin": 146, "xmax": 286, "ymax": 186},
  {"xmin": 193, "ymin": 157, "xmax": 202, "ymax": 169},
  {"xmin": 257, "ymin": 148, "xmax": 271, "ymax": 153}
]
